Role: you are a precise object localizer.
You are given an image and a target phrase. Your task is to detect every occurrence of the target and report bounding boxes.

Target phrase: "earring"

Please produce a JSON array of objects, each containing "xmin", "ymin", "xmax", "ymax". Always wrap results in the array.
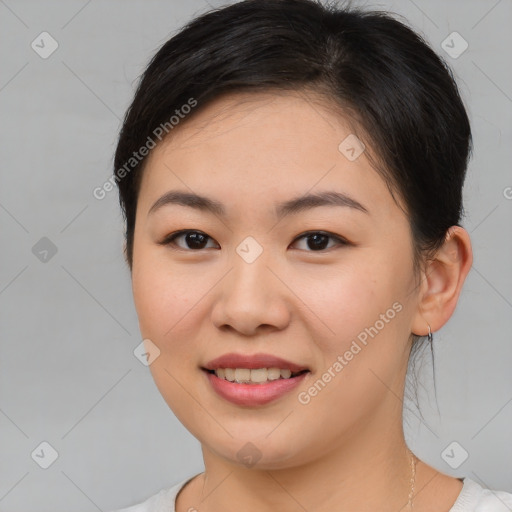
[{"xmin": 427, "ymin": 323, "xmax": 433, "ymax": 343}]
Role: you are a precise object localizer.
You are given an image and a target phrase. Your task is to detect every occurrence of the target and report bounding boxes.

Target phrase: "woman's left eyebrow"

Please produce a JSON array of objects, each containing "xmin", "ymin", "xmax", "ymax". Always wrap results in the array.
[
  {"xmin": 148, "ymin": 189, "xmax": 370, "ymax": 218},
  {"xmin": 275, "ymin": 190, "xmax": 370, "ymax": 218}
]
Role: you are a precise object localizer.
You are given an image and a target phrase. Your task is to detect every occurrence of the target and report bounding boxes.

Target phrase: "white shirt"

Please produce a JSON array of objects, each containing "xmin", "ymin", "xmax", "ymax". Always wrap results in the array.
[{"xmin": 111, "ymin": 475, "xmax": 512, "ymax": 512}]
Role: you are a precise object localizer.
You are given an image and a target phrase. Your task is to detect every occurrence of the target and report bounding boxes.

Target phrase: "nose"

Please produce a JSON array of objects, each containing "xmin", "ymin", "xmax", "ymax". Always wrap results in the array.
[{"xmin": 210, "ymin": 250, "xmax": 291, "ymax": 337}]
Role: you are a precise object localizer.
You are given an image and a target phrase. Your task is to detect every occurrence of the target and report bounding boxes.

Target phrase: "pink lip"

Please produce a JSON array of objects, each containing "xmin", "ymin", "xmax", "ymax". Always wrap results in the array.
[
  {"xmin": 204, "ymin": 370, "xmax": 308, "ymax": 406},
  {"xmin": 203, "ymin": 352, "xmax": 308, "ymax": 372}
]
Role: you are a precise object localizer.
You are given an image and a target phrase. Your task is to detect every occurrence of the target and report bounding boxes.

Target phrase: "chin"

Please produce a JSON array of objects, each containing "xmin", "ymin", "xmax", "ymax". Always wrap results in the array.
[{"xmin": 198, "ymin": 429, "xmax": 315, "ymax": 471}]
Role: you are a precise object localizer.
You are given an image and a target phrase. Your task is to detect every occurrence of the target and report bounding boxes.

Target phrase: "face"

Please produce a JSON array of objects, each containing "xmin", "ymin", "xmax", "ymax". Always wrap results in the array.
[{"xmin": 131, "ymin": 91, "xmax": 421, "ymax": 469}]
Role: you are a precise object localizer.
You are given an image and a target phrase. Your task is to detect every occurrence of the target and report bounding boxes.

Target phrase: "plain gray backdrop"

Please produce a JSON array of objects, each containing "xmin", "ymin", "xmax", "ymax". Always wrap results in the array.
[{"xmin": 1, "ymin": 0, "xmax": 511, "ymax": 510}]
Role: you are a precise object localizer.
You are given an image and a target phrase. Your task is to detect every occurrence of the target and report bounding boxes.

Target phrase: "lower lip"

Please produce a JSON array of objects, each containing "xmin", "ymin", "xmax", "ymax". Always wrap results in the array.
[{"xmin": 204, "ymin": 370, "xmax": 308, "ymax": 406}]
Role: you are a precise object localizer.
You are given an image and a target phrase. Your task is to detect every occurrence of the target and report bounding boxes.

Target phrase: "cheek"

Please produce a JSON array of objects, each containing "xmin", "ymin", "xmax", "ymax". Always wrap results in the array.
[
  {"xmin": 301, "ymin": 255, "xmax": 411, "ymax": 401},
  {"xmin": 131, "ymin": 247, "xmax": 199, "ymax": 342},
  {"xmin": 131, "ymin": 257, "xmax": 210, "ymax": 432},
  {"xmin": 292, "ymin": 267, "xmax": 408, "ymax": 436},
  {"xmin": 297, "ymin": 260, "xmax": 397, "ymax": 344}
]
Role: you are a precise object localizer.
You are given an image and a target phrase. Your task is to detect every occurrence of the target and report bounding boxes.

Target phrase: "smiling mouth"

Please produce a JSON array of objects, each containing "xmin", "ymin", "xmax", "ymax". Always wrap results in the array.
[{"xmin": 203, "ymin": 367, "xmax": 309, "ymax": 384}]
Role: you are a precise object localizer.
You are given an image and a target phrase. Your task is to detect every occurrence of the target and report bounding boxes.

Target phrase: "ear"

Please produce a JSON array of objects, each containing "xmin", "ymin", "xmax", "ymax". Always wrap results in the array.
[{"xmin": 411, "ymin": 226, "xmax": 473, "ymax": 336}]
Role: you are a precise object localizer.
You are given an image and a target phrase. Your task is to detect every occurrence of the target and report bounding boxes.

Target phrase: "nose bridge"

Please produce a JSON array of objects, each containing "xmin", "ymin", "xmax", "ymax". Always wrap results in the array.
[
  {"xmin": 211, "ymin": 234, "xmax": 290, "ymax": 334},
  {"xmin": 229, "ymin": 234, "xmax": 274, "ymax": 301}
]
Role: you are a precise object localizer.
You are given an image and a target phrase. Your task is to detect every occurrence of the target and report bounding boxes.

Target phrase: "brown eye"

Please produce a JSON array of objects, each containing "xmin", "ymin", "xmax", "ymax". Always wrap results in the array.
[
  {"xmin": 160, "ymin": 230, "xmax": 219, "ymax": 250},
  {"xmin": 159, "ymin": 229, "xmax": 348, "ymax": 252},
  {"xmin": 291, "ymin": 231, "xmax": 348, "ymax": 252}
]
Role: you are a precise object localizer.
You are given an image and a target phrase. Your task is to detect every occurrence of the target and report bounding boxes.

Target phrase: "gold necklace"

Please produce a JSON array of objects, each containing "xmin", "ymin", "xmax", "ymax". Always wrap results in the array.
[{"xmin": 407, "ymin": 450, "xmax": 417, "ymax": 510}]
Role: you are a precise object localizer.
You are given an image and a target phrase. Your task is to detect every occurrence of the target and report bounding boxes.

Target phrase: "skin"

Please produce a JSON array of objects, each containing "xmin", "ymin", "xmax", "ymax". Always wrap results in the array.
[{"xmin": 130, "ymin": 90, "xmax": 473, "ymax": 512}]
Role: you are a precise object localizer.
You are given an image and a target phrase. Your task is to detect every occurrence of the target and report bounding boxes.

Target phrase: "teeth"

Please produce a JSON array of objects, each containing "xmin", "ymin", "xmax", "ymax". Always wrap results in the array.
[
  {"xmin": 280, "ymin": 369, "xmax": 292, "ymax": 379},
  {"xmin": 212, "ymin": 367, "xmax": 302, "ymax": 384},
  {"xmin": 234, "ymin": 368, "xmax": 251, "ymax": 383},
  {"xmin": 267, "ymin": 368, "xmax": 281, "ymax": 380},
  {"xmin": 250, "ymin": 368, "xmax": 268, "ymax": 383}
]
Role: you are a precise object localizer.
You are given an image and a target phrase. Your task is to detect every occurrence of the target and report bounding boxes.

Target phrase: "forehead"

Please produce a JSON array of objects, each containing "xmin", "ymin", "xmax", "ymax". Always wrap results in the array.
[{"xmin": 138, "ymin": 91, "xmax": 399, "ymax": 221}]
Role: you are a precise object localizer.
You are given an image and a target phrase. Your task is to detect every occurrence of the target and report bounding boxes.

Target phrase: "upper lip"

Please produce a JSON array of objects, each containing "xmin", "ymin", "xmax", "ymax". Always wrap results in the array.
[{"xmin": 202, "ymin": 353, "xmax": 309, "ymax": 373}]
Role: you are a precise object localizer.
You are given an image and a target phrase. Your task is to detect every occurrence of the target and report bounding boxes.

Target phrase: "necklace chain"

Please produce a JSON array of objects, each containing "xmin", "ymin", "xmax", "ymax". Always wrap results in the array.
[{"xmin": 407, "ymin": 450, "xmax": 417, "ymax": 510}]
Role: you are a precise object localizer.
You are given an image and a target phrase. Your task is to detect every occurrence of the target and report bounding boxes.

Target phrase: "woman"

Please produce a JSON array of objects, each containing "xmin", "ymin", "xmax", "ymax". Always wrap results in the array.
[{"xmin": 111, "ymin": 0, "xmax": 512, "ymax": 510}]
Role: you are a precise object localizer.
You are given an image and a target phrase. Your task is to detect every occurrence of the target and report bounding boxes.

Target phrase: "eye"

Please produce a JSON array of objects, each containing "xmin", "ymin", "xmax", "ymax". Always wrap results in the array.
[
  {"xmin": 290, "ymin": 231, "xmax": 349, "ymax": 252},
  {"xmin": 159, "ymin": 229, "xmax": 349, "ymax": 252},
  {"xmin": 159, "ymin": 230, "xmax": 219, "ymax": 251}
]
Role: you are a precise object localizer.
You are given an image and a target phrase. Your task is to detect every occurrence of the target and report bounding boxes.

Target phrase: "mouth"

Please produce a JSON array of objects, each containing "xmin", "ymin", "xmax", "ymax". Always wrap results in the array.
[
  {"xmin": 202, "ymin": 367, "xmax": 309, "ymax": 384},
  {"xmin": 202, "ymin": 352, "xmax": 309, "ymax": 374},
  {"xmin": 201, "ymin": 353, "xmax": 310, "ymax": 406}
]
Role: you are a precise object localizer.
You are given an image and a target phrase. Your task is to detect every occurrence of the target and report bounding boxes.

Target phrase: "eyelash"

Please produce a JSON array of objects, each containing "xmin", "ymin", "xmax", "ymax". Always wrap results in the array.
[{"xmin": 159, "ymin": 229, "xmax": 349, "ymax": 252}]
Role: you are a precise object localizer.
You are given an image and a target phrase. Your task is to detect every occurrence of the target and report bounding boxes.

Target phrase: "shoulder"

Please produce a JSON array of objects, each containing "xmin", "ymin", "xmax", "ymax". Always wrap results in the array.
[
  {"xmin": 108, "ymin": 475, "xmax": 196, "ymax": 512},
  {"xmin": 450, "ymin": 477, "xmax": 512, "ymax": 512}
]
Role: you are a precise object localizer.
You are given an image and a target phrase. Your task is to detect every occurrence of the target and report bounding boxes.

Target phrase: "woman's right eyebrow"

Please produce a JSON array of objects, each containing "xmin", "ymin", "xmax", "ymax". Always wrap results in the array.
[
  {"xmin": 147, "ymin": 189, "xmax": 370, "ymax": 219},
  {"xmin": 148, "ymin": 190, "xmax": 225, "ymax": 217}
]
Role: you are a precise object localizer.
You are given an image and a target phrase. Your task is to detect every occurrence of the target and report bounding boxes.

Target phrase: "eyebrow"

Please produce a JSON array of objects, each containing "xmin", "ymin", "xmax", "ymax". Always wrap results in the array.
[{"xmin": 148, "ymin": 189, "xmax": 369, "ymax": 218}]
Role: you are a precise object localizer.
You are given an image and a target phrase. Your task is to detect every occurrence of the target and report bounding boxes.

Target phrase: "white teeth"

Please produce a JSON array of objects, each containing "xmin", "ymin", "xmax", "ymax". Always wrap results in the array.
[
  {"xmin": 234, "ymin": 368, "xmax": 251, "ymax": 383},
  {"xmin": 224, "ymin": 368, "xmax": 235, "ymax": 382},
  {"xmin": 280, "ymin": 369, "xmax": 292, "ymax": 379},
  {"xmin": 267, "ymin": 368, "xmax": 281, "ymax": 380},
  {"xmin": 212, "ymin": 367, "xmax": 302, "ymax": 383},
  {"xmin": 250, "ymin": 368, "xmax": 268, "ymax": 383}
]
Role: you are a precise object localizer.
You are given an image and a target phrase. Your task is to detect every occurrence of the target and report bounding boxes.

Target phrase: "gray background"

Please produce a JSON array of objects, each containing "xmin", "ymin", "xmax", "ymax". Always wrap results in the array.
[{"xmin": 0, "ymin": 0, "xmax": 511, "ymax": 510}]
